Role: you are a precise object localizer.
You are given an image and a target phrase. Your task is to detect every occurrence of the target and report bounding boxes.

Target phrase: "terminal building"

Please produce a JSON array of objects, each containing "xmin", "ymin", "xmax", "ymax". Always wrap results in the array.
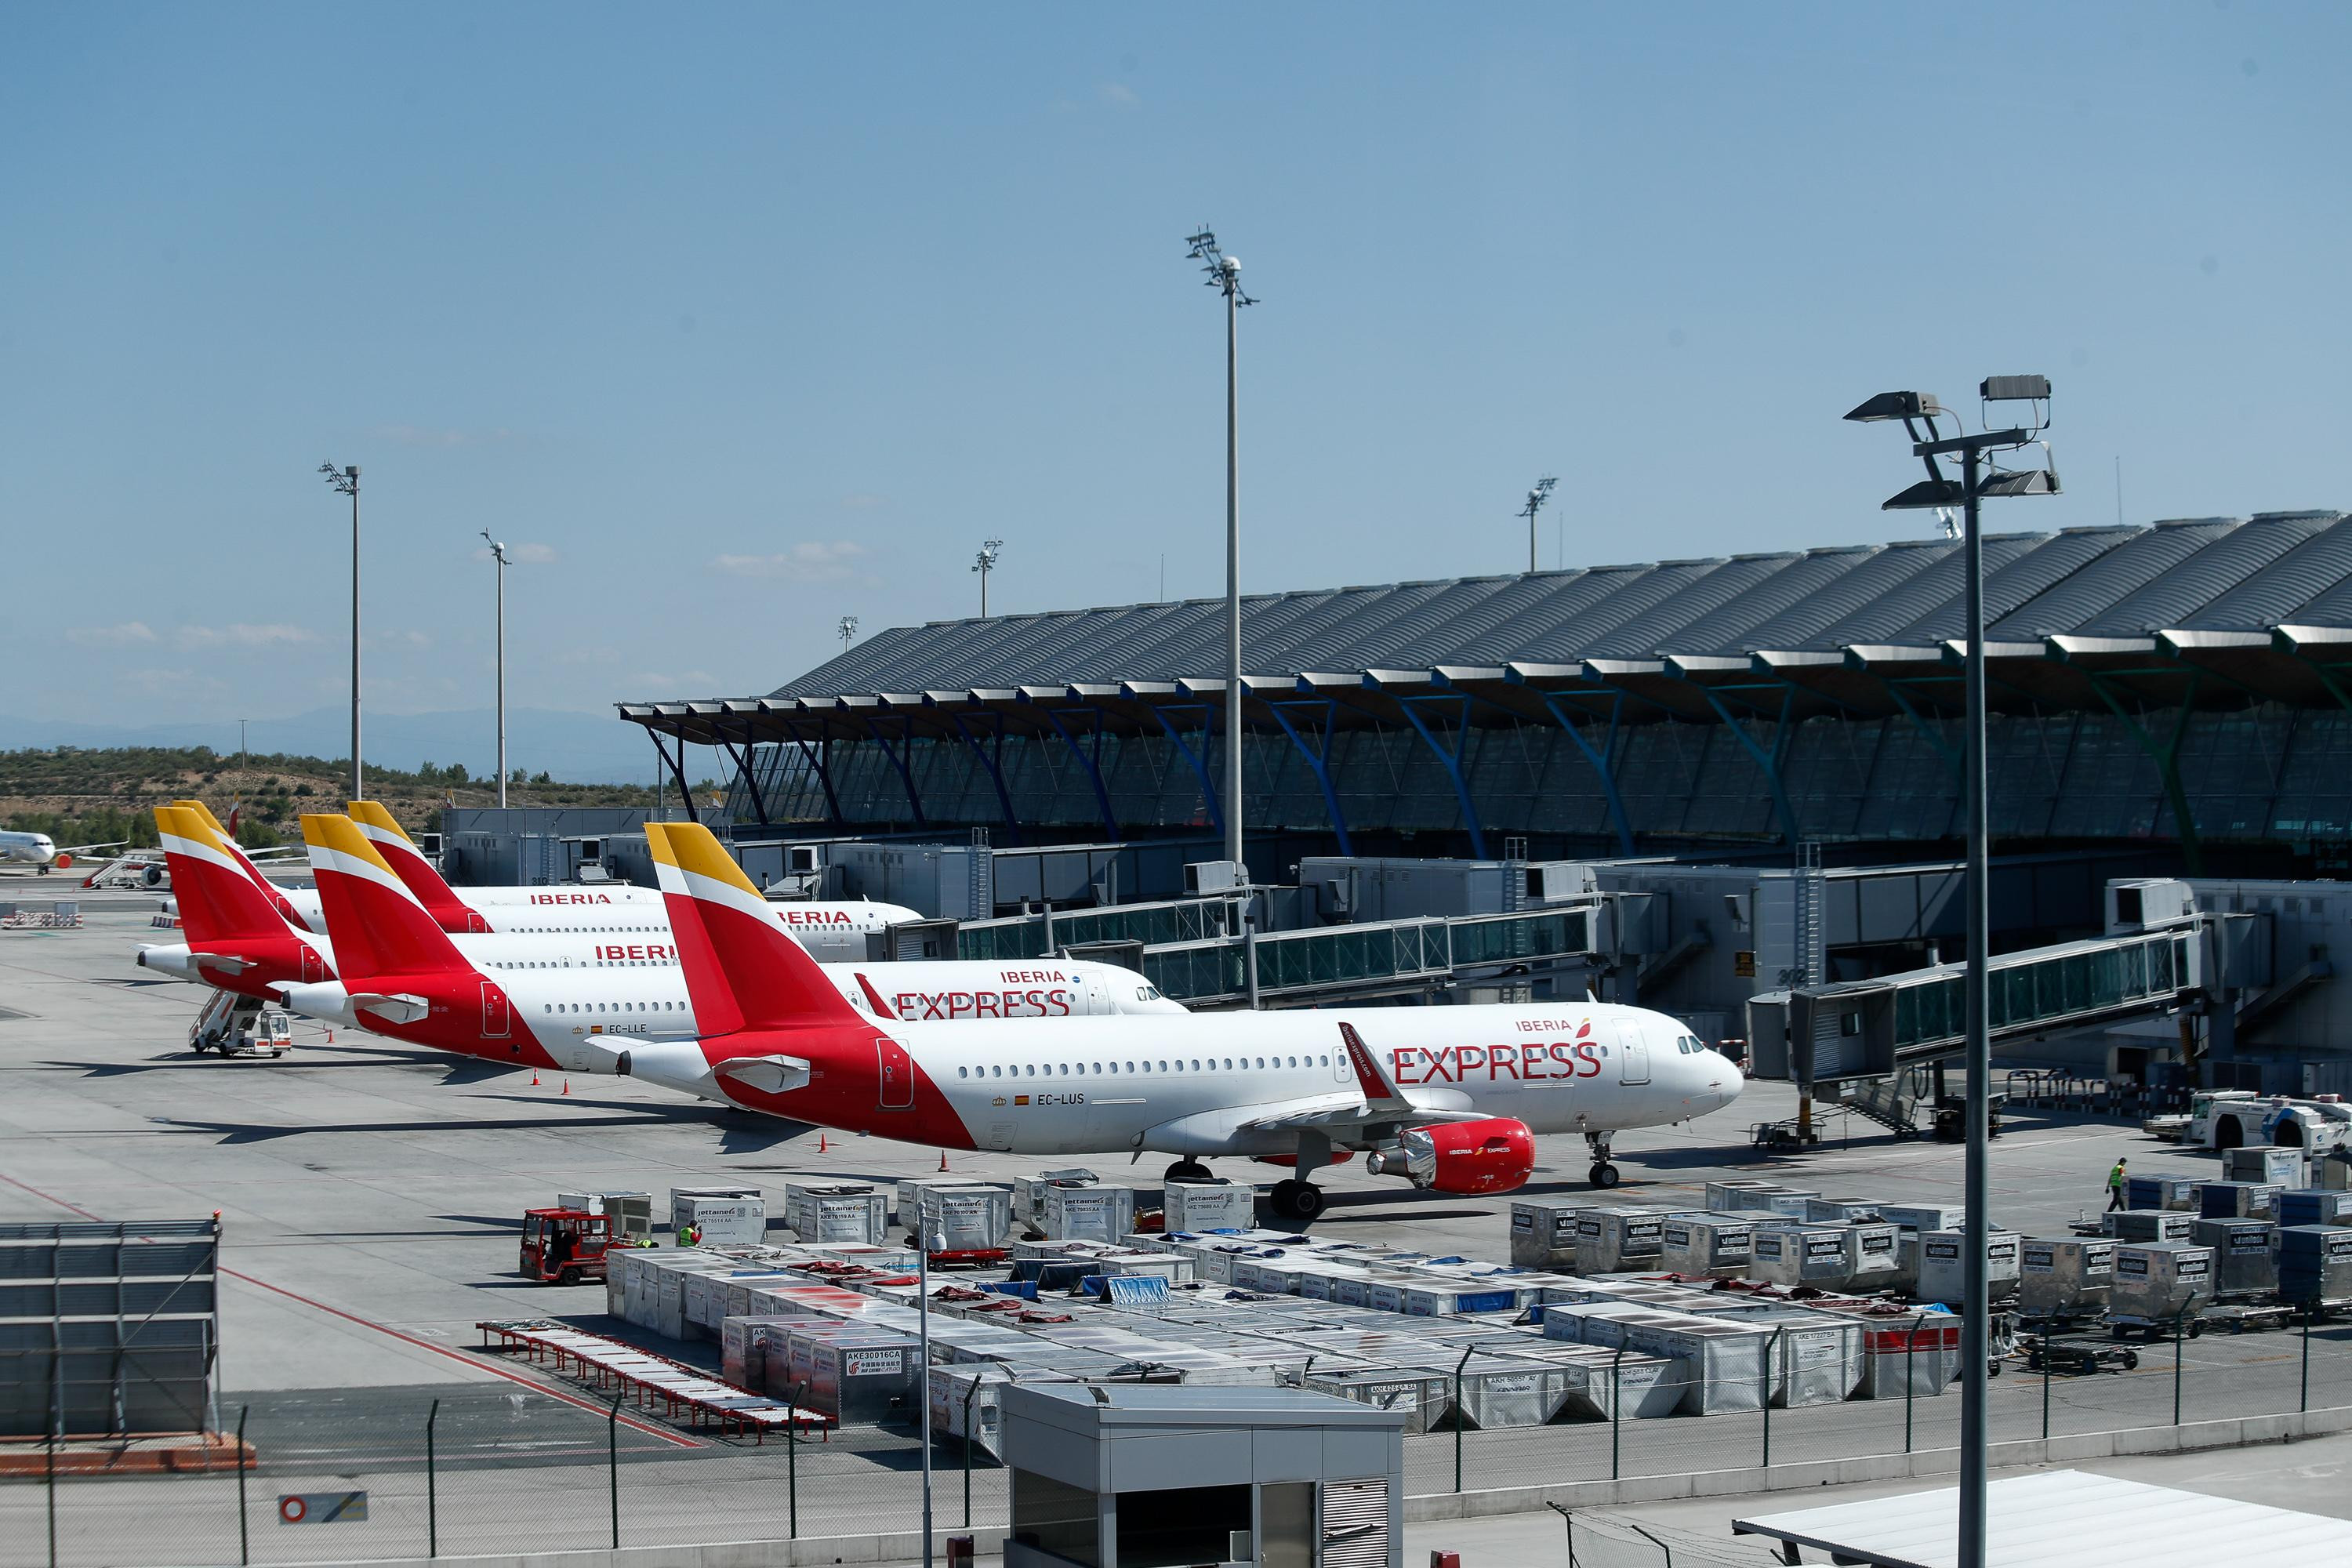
[{"xmin": 592, "ymin": 511, "xmax": 2352, "ymax": 1109}]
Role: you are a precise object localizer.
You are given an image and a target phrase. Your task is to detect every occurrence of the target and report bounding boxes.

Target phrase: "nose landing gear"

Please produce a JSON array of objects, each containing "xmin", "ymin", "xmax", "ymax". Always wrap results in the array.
[
  {"xmin": 1163, "ymin": 1159, "xmax": 1213, "ymax": 1184},
  {"xmin": 1585, "ymin": 1131, "xmax": 1621, "ymax": 1189}
]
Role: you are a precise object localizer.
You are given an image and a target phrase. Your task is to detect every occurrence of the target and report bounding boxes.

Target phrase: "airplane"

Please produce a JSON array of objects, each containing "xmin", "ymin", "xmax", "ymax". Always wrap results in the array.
[
  {"xmin": 615, "ymin": 822, "xmax": 1738, "ymax": 1218},
  {"xmin": 0, "ymin": 829, "xmax": 129, "ymax": 873},
  {"xmin": 266, "ymin": 812, "xmax": 1182, "ymax": 1040},
  {"xmin": 343, "ymin": 800, "xmax": 924, "ymax": 957}
]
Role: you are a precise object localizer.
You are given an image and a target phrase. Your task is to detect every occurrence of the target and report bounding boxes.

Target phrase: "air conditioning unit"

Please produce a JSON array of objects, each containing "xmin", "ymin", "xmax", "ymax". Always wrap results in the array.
[{"xmin": 1185, "ymin": 858, "xmax": 1247, "ymax": 895}]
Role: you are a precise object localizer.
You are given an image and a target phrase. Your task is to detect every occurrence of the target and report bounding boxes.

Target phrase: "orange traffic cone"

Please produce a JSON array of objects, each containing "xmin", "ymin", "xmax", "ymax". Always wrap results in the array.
[
  {"xmin": 561, "ymin": 1078, "xmax": 571, "ymax": 1096},
  {"xmin": 531, "ymin": 1069, "xmax": 540, "ymax": 1086},
  {"xmin": 937, "ymin": 1149, "xmax": 949, "ymax": 1172},
  {"xmin": 818, "ymin": 1133, "xmax": 828, "ymax": 1153},
  {"xmin": 325, "ymin": 1030, "xmax": 334, "ymax": 1044}
]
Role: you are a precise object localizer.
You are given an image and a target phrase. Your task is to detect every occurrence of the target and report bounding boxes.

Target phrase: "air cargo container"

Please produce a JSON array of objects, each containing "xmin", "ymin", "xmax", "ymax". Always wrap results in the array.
[
  {"xmin": 1917, "ymin": 1232, "xmax": 2020, "ymax": 1308},
  {"xmin": 2222, "ymin": 1146, "xmax": 2307, "ymax": 1188},
  {"xmin": 2278, "ymin": 1189, "xmax": 2352, "ymax": 1227},
  {"xmin": 2122, "ymin": 1174, "xmax": 2200, "ymax": 1213},
  {"xmin": 2109, "ymin": 1243, "xmax": 2214, "ymax": 1322},
  {"xmin": 1573, "ymin": 1207, "xmax": 1679, "ymax": 1274},
  {"xmin": 2188, "ymin": 1219, "xmax": 2276, "ymax": 1297},
  {"xmin": 1040, "ymin": 1185, "xmax": 1136, "ymax": 1243},
  {"xmin": 1748, "ymin": 1224, "xmax": 1855, "ymax": 1290},
  {"xmin": 782, "ymin": 1184, "xmax": 887, "ymax": 1245},
  {"xmin": 1704, "ymin": 1181, "xmax": 1795, "ymax": 1214},
  {"xmin": 2018, "ymin": 1239, "xmax": 2114, "ymax": 1316},
  {"xmin": 2103, "ymin": 1210, "xmax": 2194, "ymax": 1243},
  {"xmin": 2197, "ymin": 1181, "xmax": 2281, "ymax": 1221},
  {"xmin": 1163, "ymin": 1181, "xmax": 1256, "ymax": 1233},
  {"xmin": 1510, "ymin": 1197, "xmax": 1588, "ymax": 1269},
  {"xmin": 2278, "ymin": 1225, "xmax": 2352, "ymax": 1303},
  {"xmin": 1660, "ymin": 1214, "xmax": 1754, "ymax": 1279}
]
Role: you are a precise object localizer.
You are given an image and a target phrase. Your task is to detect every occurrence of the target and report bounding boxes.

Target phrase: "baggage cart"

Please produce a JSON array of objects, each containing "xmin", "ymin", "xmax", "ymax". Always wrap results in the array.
[{"xmin": 2021, "ymin": 1331, "xmax": 2139, "ymax": 1374}]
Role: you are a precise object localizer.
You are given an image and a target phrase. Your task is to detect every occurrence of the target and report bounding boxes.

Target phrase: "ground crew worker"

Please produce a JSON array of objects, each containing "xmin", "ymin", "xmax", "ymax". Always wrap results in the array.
[
  {"xmin": 678, "ymin": 1221, "xmax": 699, "ymax": 1247},
  {"xmin": 2106, "ymin": 1156, "xmax": 2128, "ymax": 1211}
]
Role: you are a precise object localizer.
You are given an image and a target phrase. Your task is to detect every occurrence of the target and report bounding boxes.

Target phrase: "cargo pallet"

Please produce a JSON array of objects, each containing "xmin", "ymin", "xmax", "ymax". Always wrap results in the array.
[
  {"xmin": 2200, "ymin": 1301, "xmax": 2298, "ymax": 1334},
  {"xmin": 2021, "ymin": 1334, "xmax": 2139, "ymax": 1374},
  {"xmin": 2107, "ymin": 1314, "xmax": 2206, "ymax": 1341},
  {"xmin": 2014, "ymin": 1308, "xmax": 2105, "ymax": 1336}
]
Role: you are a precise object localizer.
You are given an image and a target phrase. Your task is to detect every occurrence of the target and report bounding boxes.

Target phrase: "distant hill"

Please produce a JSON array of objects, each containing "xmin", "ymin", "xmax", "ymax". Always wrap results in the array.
[
  {"xmin": 0, "ymin": 740, "xmax": 688, "ymax": 851},
  {"xmin": 0, "ymin": 706, "xmax": 660, "ymax": 785}
]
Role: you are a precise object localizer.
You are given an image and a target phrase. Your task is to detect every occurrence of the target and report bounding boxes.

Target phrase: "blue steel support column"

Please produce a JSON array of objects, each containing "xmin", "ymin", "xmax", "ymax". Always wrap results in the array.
[
  {"xmin": 785, "ymin": 724, "xmax": 845, "ymax": 826},
  {"xmin": 1394, "ymin": 694, "xmax": 1490, "ymax": 860},
  {"xmin": 1696, "ymin": 685, "xmax": 1802, "ymax": 847},
  {"xmin": 1266, "ymin": 699, "xmax": 1354, "ymax": 858},
  {"xmin": 1535, "ymin": 693, "xmax": 1637, "ymax": 856},
  {"xmin": 1882, "ymin": 681, "xmax": 1963, "ymax": 781},
  {"xmin": 860, "ymin": 715, "xmax": 928, "ymax": 826},
  {"xmin": 719, "ymin": 728, "xmax": 772, "ymax": 827},
  {"xmin": 653, "ymin": 730, "xmax": 700, "ymax": 824},
  {"xmin": 2084, "ymin": 670, "xmax": 2205, "ymax": 875},
  {"xmin": 947, "ymin": 713, "xmax": 1023, "ymax": 844},
  {"xmin": 1149, "ymin": 705, "xmax": 1225, "ymax": 837},
  {"xmin": 1042, "ymin": 707, "xmax": 1121, "ymax": 841}
]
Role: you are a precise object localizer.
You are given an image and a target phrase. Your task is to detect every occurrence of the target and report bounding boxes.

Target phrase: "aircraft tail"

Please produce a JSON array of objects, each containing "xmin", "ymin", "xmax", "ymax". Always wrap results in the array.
[
  {"xmin": 155, "ymin": 807, "xmax": 290, "ymax": 943},
  {"xmin": 300, "ymin": 813, "xmax": 470, "ymax": 981},
  {"xmin": 646, "ymin": 822, "xmax": 865, "ymax": 1035},
  {"xmin": 346, "ymin": 800, "xmax": 480, "ymax": 927},
  {"xmin": 171, "ymin": 798, "xmax": 315, "ymax": 932}
]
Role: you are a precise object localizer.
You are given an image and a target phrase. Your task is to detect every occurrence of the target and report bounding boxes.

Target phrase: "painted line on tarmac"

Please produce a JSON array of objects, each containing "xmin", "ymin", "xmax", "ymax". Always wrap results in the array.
[{"xmin": 0, "ymin": 1170, "xmax": 702, "ymax": 1449}]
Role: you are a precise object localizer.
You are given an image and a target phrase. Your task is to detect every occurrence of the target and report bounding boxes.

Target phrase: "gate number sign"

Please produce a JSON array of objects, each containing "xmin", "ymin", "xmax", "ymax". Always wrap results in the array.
[{"xmin": 279, "ymin": 1492, "xmax": 368, "ymax": 1525}]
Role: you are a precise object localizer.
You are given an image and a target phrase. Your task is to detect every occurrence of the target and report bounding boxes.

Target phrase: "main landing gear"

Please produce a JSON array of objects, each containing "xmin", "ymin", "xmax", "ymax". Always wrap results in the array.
[
  {"xmin": 1163, "ymin": 1159, "xmax": 1213, "ymax": 1184},
  {"xmin": 1585, "ymin": 1131, "xmax": 1621, "ymax": 1189},
  {"xmin": 1266, "ymin": 1179, "xmax": 1325, "ymax": 1225}
]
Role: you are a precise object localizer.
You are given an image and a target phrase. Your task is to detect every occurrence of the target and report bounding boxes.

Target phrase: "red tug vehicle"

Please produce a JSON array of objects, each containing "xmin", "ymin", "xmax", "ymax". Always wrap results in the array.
[{"xmin": 520, "ymin": 1207, "xmax": 615, "ymax": 1287}]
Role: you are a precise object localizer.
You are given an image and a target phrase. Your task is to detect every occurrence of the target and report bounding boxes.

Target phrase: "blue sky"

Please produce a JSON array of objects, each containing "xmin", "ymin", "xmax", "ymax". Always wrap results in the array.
[{"xmin": 6, "ymin": 2, "xmax": 2347, "ymax": 739}]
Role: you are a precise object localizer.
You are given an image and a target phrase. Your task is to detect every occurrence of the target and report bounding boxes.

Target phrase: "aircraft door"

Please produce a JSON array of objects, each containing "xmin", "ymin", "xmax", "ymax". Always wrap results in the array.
[
  {"xmin": 299, "ymin": 946, "xmax": 325, "ymax": 984},
  {"xmin": 481, "ymin": 981, "xmax": 510, "ymax": 1039},
  {"xmin": 1614, "ymin": 1019, "xmax": 1650, "ymax": 1085},
  {"xmin": 877, "ymin": 1035, "xmax": 915, "ymax": 1109},
  {"xmin": 1084, "ymin": 974, "xmax": 1109, "ymax": 1016}
]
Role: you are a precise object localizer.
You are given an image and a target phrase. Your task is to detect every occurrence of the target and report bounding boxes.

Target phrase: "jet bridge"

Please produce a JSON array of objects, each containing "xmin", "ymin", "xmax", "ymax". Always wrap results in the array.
[{"xmin": 1750, "ymin": 904, "xmax": 2270, "ymax": 1090}]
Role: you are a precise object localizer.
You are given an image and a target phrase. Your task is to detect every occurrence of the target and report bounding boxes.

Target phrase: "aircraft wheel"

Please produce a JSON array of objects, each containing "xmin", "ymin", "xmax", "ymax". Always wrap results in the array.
[
  {"xmin": 1164, "ymin": 1160, "xmax": 1212, "ymax": 1183},
  {"xmin": 1266, "ymin": 1179, "xmax": 1326, "ymax": 1225},
  {"xmin": 1589, "ymin": 1163, "xmax": 1622, "ymax": 1189}
]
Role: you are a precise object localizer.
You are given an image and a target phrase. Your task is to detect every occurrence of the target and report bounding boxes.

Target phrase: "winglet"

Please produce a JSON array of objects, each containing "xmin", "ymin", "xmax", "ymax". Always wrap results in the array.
[
  {"xmin": 302, "ymin": 813, "xmax": 469, "ymax": 981},
  {"xmin": 1338, "ymin": 1022, "xmax": 1412, "ymax": 1111},
  {"xmin": 646, "ymin": 822, "xmax": 864, "ymax": 1033}
]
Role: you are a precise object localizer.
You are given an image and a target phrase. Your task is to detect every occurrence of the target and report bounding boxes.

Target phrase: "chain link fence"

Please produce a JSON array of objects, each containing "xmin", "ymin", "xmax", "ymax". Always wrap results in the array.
[{"xmin": 2, "ymin": 1313, "xmax": 2347, "ymax": 1566}]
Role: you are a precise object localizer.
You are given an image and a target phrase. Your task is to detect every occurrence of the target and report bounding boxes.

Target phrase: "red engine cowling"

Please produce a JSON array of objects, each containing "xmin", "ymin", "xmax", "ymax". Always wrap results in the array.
[{"xmin": 1364, "ymin": 1117, "xmax": 1537, "ymax": 1196}]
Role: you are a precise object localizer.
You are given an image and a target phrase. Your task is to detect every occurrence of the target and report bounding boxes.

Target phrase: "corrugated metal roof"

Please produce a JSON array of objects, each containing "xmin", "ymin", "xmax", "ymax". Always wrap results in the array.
[{"xmin": 770, "ymin": 514, "xmax": 2352, "ymax": 699}]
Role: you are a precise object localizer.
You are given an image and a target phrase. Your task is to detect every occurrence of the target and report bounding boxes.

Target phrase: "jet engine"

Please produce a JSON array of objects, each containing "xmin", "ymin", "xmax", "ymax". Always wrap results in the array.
[{"xmin": 1363, "ymin": 1116, "xmax": 1536, "ymax": 1196}]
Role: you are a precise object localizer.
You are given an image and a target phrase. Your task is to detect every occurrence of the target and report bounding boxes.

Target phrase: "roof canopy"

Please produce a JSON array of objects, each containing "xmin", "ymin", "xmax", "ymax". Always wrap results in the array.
[{"xmin": 623, "ymin": 514, "xmax": 2352, "ymax": 746}]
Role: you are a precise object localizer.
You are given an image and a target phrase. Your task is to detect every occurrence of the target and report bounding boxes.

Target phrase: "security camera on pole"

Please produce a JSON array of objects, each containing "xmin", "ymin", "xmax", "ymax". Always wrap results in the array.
[
  {"xmin": 1184, "ymin": 227, "xmax": 1257, "ymax": 878},
  {"xmin": 1846, "ymin": 376, "xmax": 2058, "ymax": 1568}
]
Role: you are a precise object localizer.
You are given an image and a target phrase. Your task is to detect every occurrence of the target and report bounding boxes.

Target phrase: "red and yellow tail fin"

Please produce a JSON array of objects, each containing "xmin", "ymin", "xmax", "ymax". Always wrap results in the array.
[
  {"xmin": 346, "ymin": 800, "xmax": 471, "ymax": 921},
  {"xmin": 172, "ymin": 797, "xmax": 316, "ymax": 932},
  {"xmin": 646, "ymin": 822, "xmax": 863, "ymax": 1035},
  {"xmin": 156, "ymin": 806, "xmax": 289, "ymax": 943},
  {"xmin": 301, "ymin": 814, "xmax": 469, "ymax": 981}
]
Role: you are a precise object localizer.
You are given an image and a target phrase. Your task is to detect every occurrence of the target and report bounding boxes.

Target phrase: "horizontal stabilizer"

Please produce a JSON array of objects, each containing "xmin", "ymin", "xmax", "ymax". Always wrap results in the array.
[
  {"xmin": 349, "ymin": 992, "xmax": 431, "ymax": 1025},
  {"xmin": 714, "ymin": 1054, "xmax": 814, "ymax": 1094}
]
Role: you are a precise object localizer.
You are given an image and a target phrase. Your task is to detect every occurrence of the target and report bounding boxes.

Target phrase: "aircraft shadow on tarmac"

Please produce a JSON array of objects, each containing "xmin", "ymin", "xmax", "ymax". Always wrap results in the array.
[
  {"xmin": 51, "ymin": 1051, "xmax": 434, "ymax": 1078},
  {"xmin": 160, "ymin": 1109, "xmax": 702, "ymax": 1144}
]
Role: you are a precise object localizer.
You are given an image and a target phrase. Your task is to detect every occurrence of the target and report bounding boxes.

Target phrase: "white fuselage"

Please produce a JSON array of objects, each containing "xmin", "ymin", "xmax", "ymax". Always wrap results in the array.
[
  {"xmin": 273, "ymin": 931, "xmax": 1183, "ymax": 1032},
  {"xmin": 0, "ymin": 831, "xmax": 59, "ymax": 867},
  {"xmin": 603, "ymin": 1001, "xmax": 1740, "ymax": 1160},
  {"xmin": 449, "ymin": 893, "xmax": 924, "ymax": 960}
]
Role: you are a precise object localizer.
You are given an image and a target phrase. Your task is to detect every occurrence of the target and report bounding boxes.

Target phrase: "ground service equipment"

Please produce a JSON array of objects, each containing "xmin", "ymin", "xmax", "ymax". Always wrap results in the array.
[{"xmin": 520, "ymin": 1208, "xmax": 613, "ymax": 1286}]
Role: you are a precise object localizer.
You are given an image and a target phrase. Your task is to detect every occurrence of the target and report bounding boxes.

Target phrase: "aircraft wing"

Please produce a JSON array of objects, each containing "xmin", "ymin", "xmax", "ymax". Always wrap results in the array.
[
  {"xmin": 55, "ymin": 840, "xmax": 131, "ymax": 855},
  {"xmin": 1235, "ymin": 1099, "xmax": 1494, "ymax": 1135}
]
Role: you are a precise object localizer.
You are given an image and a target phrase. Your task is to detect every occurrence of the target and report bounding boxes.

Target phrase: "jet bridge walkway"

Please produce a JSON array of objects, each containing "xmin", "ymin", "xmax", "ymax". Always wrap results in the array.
[
  {"xmin": 1755, "ymin": 924, "xmax": 2207, "ymax": 1087},
  {"xmin": 957, "ymin": 899, "xmax": 1597, "ymax": 1007}
]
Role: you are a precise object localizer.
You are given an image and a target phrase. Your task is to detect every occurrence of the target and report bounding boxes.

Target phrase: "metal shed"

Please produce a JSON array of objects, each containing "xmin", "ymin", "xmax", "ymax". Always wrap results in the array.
[{"xmin": 1000, "ymin": 1381, "xmax": 1406, "ymax": 1568}]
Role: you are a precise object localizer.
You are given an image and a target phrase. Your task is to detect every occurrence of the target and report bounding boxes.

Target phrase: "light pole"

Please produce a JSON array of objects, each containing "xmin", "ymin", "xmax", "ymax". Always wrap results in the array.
[
  {"xmin": 481, "ymin": 533, "xmax": 510, "ymax": 808},
  {"xmin": 1847, "ymin": 377, "xmax": 2057, "ymax": 1568},
  {"xmin": 1519, "ymin": 477, "xmax": 1559, "ymax": 574},
  {"xmin": 318, "ymin": 463, "xmax": 361, "ymax": 800},
  {"xmin": 1185, "ymin": 227, "xmax": 1256, "ymax": 874},
  {"xmin": 837, "ymin": 615, "xmax": 858, "ymax": 655},
  {"xmin": 917, "ymin": 1226, "xmax": 937, "ymax": 1565},
  {"xmin": 972, "ymin": 540, "xmax": 1003, "ymax": 618}
]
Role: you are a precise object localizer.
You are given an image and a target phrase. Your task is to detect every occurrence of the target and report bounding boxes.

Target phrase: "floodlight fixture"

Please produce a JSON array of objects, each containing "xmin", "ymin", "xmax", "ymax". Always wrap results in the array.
[
  {"xmin": 837, "ymin": 615, "xmax": 858, "ymax": 652},
  {"xmin": 480, "ymin": 532, "xmax": 510, "ymax": 804},
  {"xmin": 1843, "ymin": 391, "xmax": 1946, "ymax": 424},
  {"xmin": 1185, "ymin": 226, "xmax": 1258, "ymax": 306},
  {"xmin": 1518, "ymin": 476, "xmax": 1559, "ymax": 573},
  {"xmin": 973, "ymin": 539, "xmax": 1004, "ymax": 616},
  {"xmin": 1973, "ymin": 468, "xmax": 2061, "ymax": 498},
  {"xmin": 1182, "ymin": 224, "xmax": 1257, "ymax": 876},
  {"xmin": 1980, "ymin": 375, "xmax": 2051, "ymax": 403},
  {"xmin": 318, "ymin": 460, "xmax": 363, "ymax": 799},
  {"xmin": 1881, "ymin": 478, "xmax": 1968, "ymax": 510}
]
